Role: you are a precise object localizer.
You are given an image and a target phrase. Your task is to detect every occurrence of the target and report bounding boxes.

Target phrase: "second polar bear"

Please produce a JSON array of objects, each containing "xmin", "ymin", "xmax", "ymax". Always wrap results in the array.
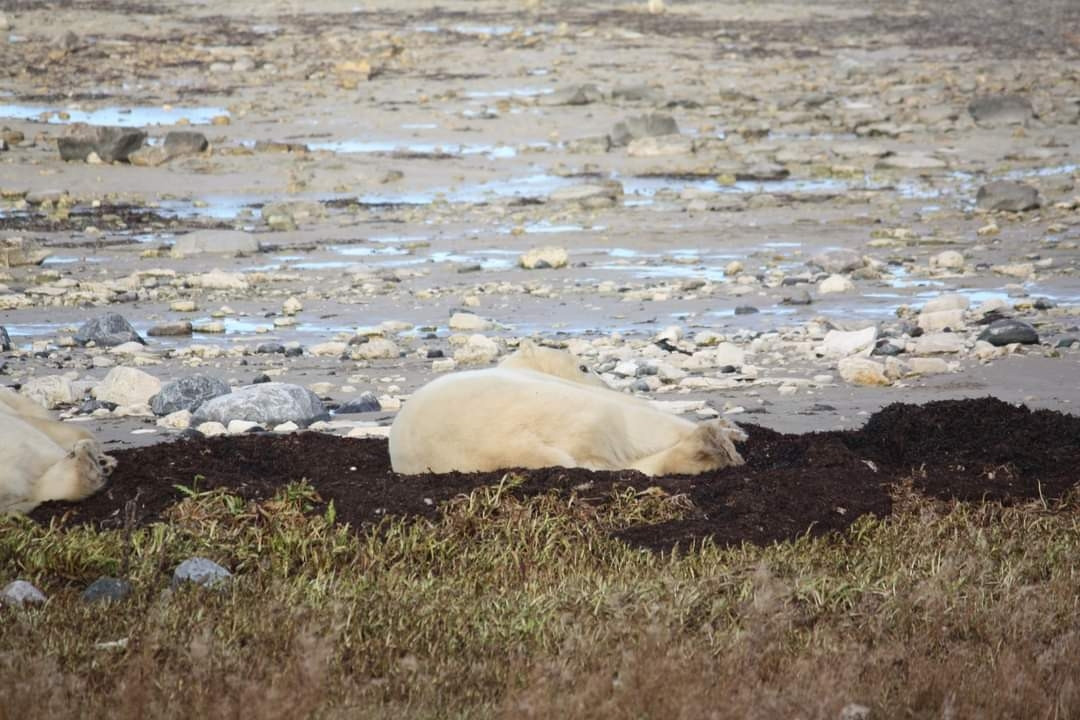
[
  {"xmin": 0, "ymin": 388, "xmax": 116, "ymax": 514},
  {"xmin": 389, "ymin": 342, "xmax": 746, "ymax": 476}
]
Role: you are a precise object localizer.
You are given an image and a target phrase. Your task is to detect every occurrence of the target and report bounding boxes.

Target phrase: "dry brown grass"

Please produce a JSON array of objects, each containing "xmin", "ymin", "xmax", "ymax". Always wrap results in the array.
[{"xmin": 2, "ymin": 480, "xmax": 1079, "ymax": 719}]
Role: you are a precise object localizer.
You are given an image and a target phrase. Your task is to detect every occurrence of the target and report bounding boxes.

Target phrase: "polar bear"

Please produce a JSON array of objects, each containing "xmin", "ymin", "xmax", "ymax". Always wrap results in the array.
[
  {"xmin": 0, "ymin": 388, "xmax": 116, "ymax": 514},
  {"xmin": 389, "ymin": 341, "xmax": 746, "ymax": 476}
]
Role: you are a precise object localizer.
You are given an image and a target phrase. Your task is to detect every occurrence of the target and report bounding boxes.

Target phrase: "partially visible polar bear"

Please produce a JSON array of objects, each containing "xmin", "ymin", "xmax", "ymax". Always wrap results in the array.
[
  {"xmin": 0, "ymin": 388, "xmax": 116, "ymax": 514},
  {"xmin": 389, "ymin": 341, "xmax": 746, "ymax": 476}
]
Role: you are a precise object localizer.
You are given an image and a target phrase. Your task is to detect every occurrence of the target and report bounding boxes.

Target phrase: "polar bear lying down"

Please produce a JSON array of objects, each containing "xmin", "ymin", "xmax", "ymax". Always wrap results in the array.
[
  {"xmin": 0, "ymin": 388, "xmax": 116, "ymax": 514},
  {"xmin": 389, "ymin": 342, "xmax": 746, "ymax": 476}
]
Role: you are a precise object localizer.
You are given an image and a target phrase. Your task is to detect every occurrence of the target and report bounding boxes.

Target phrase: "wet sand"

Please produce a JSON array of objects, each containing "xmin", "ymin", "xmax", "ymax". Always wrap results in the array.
[{"xmin": 0, "ymin": 0, "xmax": 1078, "ymax": 447}]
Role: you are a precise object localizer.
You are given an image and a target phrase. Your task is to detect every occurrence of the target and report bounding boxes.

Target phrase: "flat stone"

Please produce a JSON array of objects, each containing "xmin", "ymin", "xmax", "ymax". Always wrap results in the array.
[
  {"xmin": 930, "ymin": 250, "xmax": 965, "ymax": 271},
  {"xmin": 540, "ymin": 84, "xmax": 603, "ymax": 106},
  {"xmin": 172, "ymin": 557, "xmax": 231, "ymax": 589},
  {"xmin": 57, "ymin": 123, "xmax": 146, "ymax": 163},
  {"xmin": 173, "ymin": 230, "xmax": 261, "ymax": 256},
  {"xmin": 150, "ymin": 374, "xmax": 231, "ymax": 415},
  {"xmin": 93, "ymin": 366, "xmax": 162, "ymax": 406},
  {"xmin": 192, "ymin": 382, "xmax": 329, "ymax": 427},
  {"xmin": 918, "ymin": 309, "xmax": 966, "ymax": 332},
  {"xmin": 157, "ymin": 409, "xmax": 193, "ymax": 430},
  {"xmin": 549, "ymin": 182, "xmax": 623, "ymax": 205},
  {"xmin": 335, "ymin": 391, "xmax": 381, "ymax": 414},
  {"xmin": 0, "ymin": 237, "xmax": 51, "ymax": 267},
  {"xmin": 449, "ymin": 312, "xmax": 494, "ymax": 331},
  {"xmin": 811, "ymin": 249, "xmax": 864, "ymax": 274},
  {"xmin": 876, "ymin": 152, "xmax": 947, "ymax": 170},
  {"xmin": 923, "ymin": 294, "xmax": 970, "ymax": 314},
  {"xmin": 976, "ymin": 181, "xmax": 1040, "ymax": 212},
  {"xmin": 519, "ymin": 246, "xmax": 569, "ymax": 269},
  {"xmin": 838, "ymin": 357, "xmax": 890, "ymax": 386},
  {"xmin": 227, "ymin": 419, "xmax": 261, "ymax": 434},
  {"xmin": 454, "ymin": 334, "xmax": 500, "ymax": 365},
  {"xmin": 1, "ymin": 580, "xmax": 46, "ymax": 607},
  {"xmin": 781, "ymin": 288, "xmax": 812, "ymax": 305},
  {"xmin": 147, "ymin": 321, "xmax": 193, "ymax": 337},
  {"xmin": 818, "ymin": 274, "xmax": 854, "ymax": 294},
  {"xmin": 163, "ymin": 130, "xmax": 209, "ymax": 157},
  {"xmin": 81, "ymin": 577, "xmax": 132, "ymax": 605},
  {"xmin": 20, "ymin": 375, "xmax": 76, "ymax": 409},
  {"xmin": 978, "ymin": 319, "xmax": 1039, "ymax": 346},
  {"xmin": 350, "ymin": 337, "xmax": 400, "ymax": 360},
  {"xmin": 196, "ymin": 421, "xmax": 227, "ymax": 437},
  {"xmin": 818, "ymin": 327, "xmax": 877, "ymax": 358},
  {"xmin": 611, "ymin": 113, "xmax": 679, "ymax": 146},
  {"xmin": 626, "ymin": 133, "xmax": 694, "ymax": 157},
  {"xmin": 75, "ymin": 312, "xmax": 145, "ymax": 347},
  {"xmin": 968, "ymin": 94, "xmax": 1033, "ymax": 126},
  {"xmin": 910, "ymin": 333, "xmax": 965, "ymax": 354}
]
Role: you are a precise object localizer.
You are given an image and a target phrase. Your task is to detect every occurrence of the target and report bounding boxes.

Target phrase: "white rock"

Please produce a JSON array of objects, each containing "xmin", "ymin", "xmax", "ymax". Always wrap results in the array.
[
  {"xmin": 432, "ymin": 358, "xmax": 457, "ymax": 372},
  {"xmin": 613, "ymin": 360, "xmax": 640, "ymax": 377},
  {"xmin": 922, "ymin": 294, "xmax": 970, "ymax": 314},
  {"xmin": 227, "ymin": 419, "xmax": 260, "ymax": 434},
  {"xmin": 351, "ymin": 338, "xmax": 400, "ymax": 360},
  {"xmin": 930, "ymin": 250, "xmax": 965, "ymax": 271},
  {"xmin": 817, "ymin": 327, "xmax": 877, "ymax": 358},
  {"xmin": 310, "ymin": 341, "xmax": 347, "ymax": 357},
  {"xmin": 626, "ymin": 134, "xmax": 694, "ymax": 157},
  {"xmin": 1, "ymin": 580, "xmax": 46, "ymax": 607},
  {"xmin": 449, "ymin": 312, "xmax": 494, "ymax": 331},
  {"xmin": 993, "ymin": 262, "xmax": 1035, "ymax": 280},
  {"xmin": 907, "ymin": 357, "xmax": 952, "ymax": 375},
  {"xmin": 196, "ymin": 421, "xmax": 228, "ymax": 437},
  {"xmin": 818, "ymin": 274, "xmax": 855, "ymax": 294},
  {"xmin": 909, "ymin": 333, "xmax": 965, "ymax": 354},
  {"xmin": 454, "ymin": 334, "xmax": 500, "ymax": 365},
  {"xmin": 173, "ymin": 230, "xmax": 260, "ymax": 257},
  {"xmin": 273, "ymin": 421, "xmax": 300, "ymax": 433},
  {"xmin": 191, "ymin": 269, "xmax": 249, "ymax": 290},
  {"xmin": 20, "ymin": 375, "xmax": 76, "ymax": 409},
  {"xmin": 93, "ymin": 367, "xmax": 162, "ymax": 406},
  {"xmin": 837, "ymin": 357, "xmax": 891, "ymax": 386},
  {"xmin": 918, "ymin": 309, "xmax": 966, "ymax": 332},
  {"xmin": 346, "ymin": 425, "xmax": 392, "ymax": 439},
  {"xmin": 157, "ymin": 409, "xmax": 193, "ymax": 430},
  {"xmin": 282, "ymin": 296, "xmax": 303, "ymax": 315},
  {"xmin": 519, "ymin": 246, "xmax": 569, "ymax": 269}
]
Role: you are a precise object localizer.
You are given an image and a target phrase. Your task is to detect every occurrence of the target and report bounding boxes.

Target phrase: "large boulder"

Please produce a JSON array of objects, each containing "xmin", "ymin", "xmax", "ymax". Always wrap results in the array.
[
  {"xmin": 150, "ymin": 374, "xmax": 232, "ymax": 415},
  {"xmin": 192, "ymin": 382, "xmax": 328, "ymax": 427},
  {"xmin": 57, "ymin": 123, "xmax": 146, "ymax": 163},
  {"xmin": 976, "ymin": 181, "xmax": 1040, "ymax": 212},
  {"xmin": 93, "ymin": 366, "xmax": 162, "ymax": 407},
  {"xmin": 173, "ymin": 230, "xmax": 261, "ymax": 256},
  {"xmin": 74, "ymin": 313, "xmax": 144, "ymax": 347}
]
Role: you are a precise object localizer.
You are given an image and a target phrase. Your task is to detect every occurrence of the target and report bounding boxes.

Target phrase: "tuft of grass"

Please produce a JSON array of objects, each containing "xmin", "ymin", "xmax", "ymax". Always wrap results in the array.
[{"xmin": 1, "ymin": 480, "xmax": 1079, "ymax": 719}]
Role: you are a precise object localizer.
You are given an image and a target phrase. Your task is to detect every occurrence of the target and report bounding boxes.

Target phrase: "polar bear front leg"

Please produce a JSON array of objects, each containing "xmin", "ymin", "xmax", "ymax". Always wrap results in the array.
[
  {"xmin": 31, "ymin": 439, "xmax": 114, "ymax": 507},
  {"xmin": 630, "ymin": 419, "xmax": 746, "ymax": 476}
]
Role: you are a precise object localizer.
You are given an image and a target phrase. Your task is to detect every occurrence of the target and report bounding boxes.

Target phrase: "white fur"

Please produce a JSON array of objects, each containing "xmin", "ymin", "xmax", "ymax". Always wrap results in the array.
[
  {"xmin": 0, "ymin": 388, "xmax": 115, "ymax": 514},
  {"xmin": 389, "ymin": 342, "xmax": 746, "ymax": 476}
]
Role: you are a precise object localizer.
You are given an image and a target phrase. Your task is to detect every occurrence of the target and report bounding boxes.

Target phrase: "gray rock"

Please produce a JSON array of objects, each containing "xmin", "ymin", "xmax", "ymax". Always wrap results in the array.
[
  {"xmin": 610, "ymin": 113, "xmax": 679, "ymax": 147},
  {"xmin": 811, "ymin": 248, "xmax": 865, "ymax": 274},
  {"xmin": 2, "ymin": 580, "xmax": 46, "ymax": 607},
  {"xmin": 57, "ymin": 123, "xmax": 146, "ymax": 163},
  {"xmin": 968, "ymin": 94, "xmax": 1033, "ymax": 126},
  {"xmin": 172, "ymin": 557, "xmax": 232, "ymax": 589},
  {"xmin": 173, "ymin": 230, "xmax": 261, "ymax": 256},
  {"xmin": 978, "ymin": 319, "xmax": 1039, "ymax": 346},
  {"xmin": 192, "ymin": 382, "xmax": 328, "ymax": 427},
  {"xmin": 541, "ymin": 84, "xmax": 603, "ymax": 106},
  {"xmin": 74, "ymin": 312, "xmax": 145, "ymax": 347},
  {"xmin": 611, "ymin": 84, "xmax": 663, "ymax": 103},
  {"xmin": 733, "ymin": 305, "xmax": 759, "ymax": 315},
  {"xmin": 872, "ymin": 339, "xmax": 905, "ymax": 356},
  {"xmin": 151, "ymin": 374, "xmax": 232, "ymax": 415},
  {"xmin": 976, "ymin": 181, "xmax": 1040, "ymax": 212},
  {"xmin": 1056, "ymin": 337, "xmax": 1078, "ymax": 348},
  {"xmin": 335, "ymin": 391, "xmax": 381, "ymax": 414},
  {"xmin": 82, "ymin": 577, "xmax": 132, "ymax": 604},
  {"xmin": 147, "ymin": 321, "xmax": 193, "ymax": 337},
  {"xmin": 0, "ymin": 325, "xmax": 10, "ymax": 351},
  {"xmin": 256, "ymin": 342, "xmax": 285, "ymax": 354},
  {"xmin": 163, "ymin": 130, "xmax": 209, "ymax": 157},
  {"xmin": 781, "ymin": 289, "xmax": 813, "ymax": 305}
]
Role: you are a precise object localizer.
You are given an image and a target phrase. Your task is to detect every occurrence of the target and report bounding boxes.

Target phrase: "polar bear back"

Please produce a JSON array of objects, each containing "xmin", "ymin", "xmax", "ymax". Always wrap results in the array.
[{"xmin": 389, "ymin": 366, "xmax": 697, "ymax": 474}]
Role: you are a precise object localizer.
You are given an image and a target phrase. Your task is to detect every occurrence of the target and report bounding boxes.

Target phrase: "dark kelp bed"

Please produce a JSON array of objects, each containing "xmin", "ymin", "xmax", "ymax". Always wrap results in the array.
[{"xmin": 29, "ymin": 398, "xmax": 1080, "ymax": 550}]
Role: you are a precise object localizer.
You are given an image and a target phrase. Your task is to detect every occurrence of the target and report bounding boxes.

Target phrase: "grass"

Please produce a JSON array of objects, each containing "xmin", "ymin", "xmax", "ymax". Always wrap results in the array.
[{"xmin": 1, "ymin": 476, "xmax": 1079, "ymax": 719}]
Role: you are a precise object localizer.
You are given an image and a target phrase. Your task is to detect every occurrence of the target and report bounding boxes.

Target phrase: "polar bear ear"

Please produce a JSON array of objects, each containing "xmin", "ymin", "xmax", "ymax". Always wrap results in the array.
[{"xmin": 516, "ymin": 339, "xmax": 538, "ymax": 356}]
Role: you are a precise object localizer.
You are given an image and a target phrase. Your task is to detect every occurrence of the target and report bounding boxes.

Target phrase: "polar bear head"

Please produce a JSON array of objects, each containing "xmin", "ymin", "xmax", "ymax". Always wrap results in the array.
[{"xmin": 498, "ymin": 340, "xmax": 608, "ymax": 388}]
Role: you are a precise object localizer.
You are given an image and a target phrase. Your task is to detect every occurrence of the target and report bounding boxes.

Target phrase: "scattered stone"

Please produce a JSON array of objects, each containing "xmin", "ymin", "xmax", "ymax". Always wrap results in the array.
[
  {"xmin": 837, "ymin": 357, "xmax": 891, "ymax": 386},
  {"xmin": 93, "ymin": 366, "xmax": 162, "ymax": 407},
  {"xmin": 192, "ymin": 321, "xmax": 226, "ymax": 334},
  {"xmin": 918, "ymin": 309, "xmax": 966, "ymax": 332},
  {"xmin": 968, "ymin": 94, "xmax": 1033, "ymax": 126},
  {"xmin": 173, "ymin": 230, "xmax": 261, "ymax": 256},
  {"xmin": 818, "ymin": 274, "xmax": 854, "ymax": 294},
  {"xmin": 282, "ymin": 296, "xmax": 303, "ymax": 315},
  {"xmin": 907, "ymin": 357, "xmax": 951, "ymax": 375},
  {"xmin": 172, "ymin": 558, "xmax": 232, "ymax": 589},
  {"xmin": 1, "ymin": 580, "xmax": 46, "ymax": 607},
  {"xmin": 0, "ymin": 237, "xmax": 51, "ymax": 267},
  {"xmin": 549, "ymin": 181, "xmax": 623, "ymax": 207},
  {"xmin": 930, "ymin": 250, "xmax": 965, "ymax": 272},
  {"xmin": 610, "ymin": 113, "xmax": 679, "ymax": 147},
  {"xmin": 151, "ymin": 374, "xmax": 231, "ymax": 415},
  {"xmin": 57, "ymin": 123, "xmax": 146, "ymax": 163},
  {"xmin": 1056, "ymin": 337, "xmax": 1078, "ymax": 349},
  {"xmin": 191, "ymin": 270, "xmax": 249, "ymax": 290},
  {"xmin": 781, "ymin": 289, "xmax": 812, "ymax": 305},
  {"xmin": 992, "ymin": 262, "xmax": 1036, "ymax": 279},
  {"xmin": 872, "ymin": 338, "xmax": 905, "ymax": 357},
  {"xmin": 626, "ymin": 134, "xmax": 694, "ymax": 157},
  {"xmin": 163, "ymin": 130, "xmax": 209, "ymax": 157},
  {"xmin": 976, "ymin": 181, "xmax": 1040, "ymax": 212},
  {"xmin": 147, "ymin": 321, "xmax": 193, "ymax": 337},
  {"xmin": 520, "ymin": 246, "xmax": 569, "ymax": 269},
  {"xmin": 840, "ymin": 702, "xmax": 872, "ymax": 720},
  {"xmin": 350, "ymin": 337, "xmax": 400, "ymax": 360},
  {"xmin": 978, "ymin": 319, "xmax": 1039, "ymax": 346},
  {"xmin": 811, "ymin": 249, "xmax": 864, "ymax": 274},
  {"xmin": 195, "ymin": 421, "xmax": 228, "ymax": 437},
  {"xmin": 227, "ymin": 419, "xmax": 261, "ymax": 434},
  {"xmin": 910, "ymin": 333, "xmax": 965, "ymax": 354},
  {"xmin": 20, "ymin": 375, "xmax": 76, "ymax": 409},
  {"xmin": 75, "ymin": 312, "xmax": 145, "ymax": 347},
  {"xmin": 192, "ymin": 382, "xmax": 329, "ymax": 427},
  {"xmin": 157, "ymin": 409, "xmax": 193, "ymax": 430},
  {"xmin": 256, "ymin": 342, "xmax": 286, "ymax": 354},
  {"xmin": 454, "ymin": 334, "xmax": 499, "ymax": 365},
  {"xmin": 449, "ymin": 312, "xmax": 494, "ymax": 331},
  {"xmin": 82, "ymin": 577, "xmax": 133, "ymax": 605},
  {"xmin": 818, "ymin": 327, "xmax": 877, "ymax": 358},
  {"xmin": 876, "ymin": 152, "xmax": 947, "ymax": 170},
  {"xmin": 733, "ymin": 305, "xmax": 759, "ymax": 315},
  {"xmin": 335, "ymin": 391, "xmax": 381, "ymax": 414},
  {"xmin": 541, "ymin": 84, "xmax": 603, "ymax": 106},
  {"xmin": 923, "ymin": 294, "xmax": 970, "ymax": 314}
]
